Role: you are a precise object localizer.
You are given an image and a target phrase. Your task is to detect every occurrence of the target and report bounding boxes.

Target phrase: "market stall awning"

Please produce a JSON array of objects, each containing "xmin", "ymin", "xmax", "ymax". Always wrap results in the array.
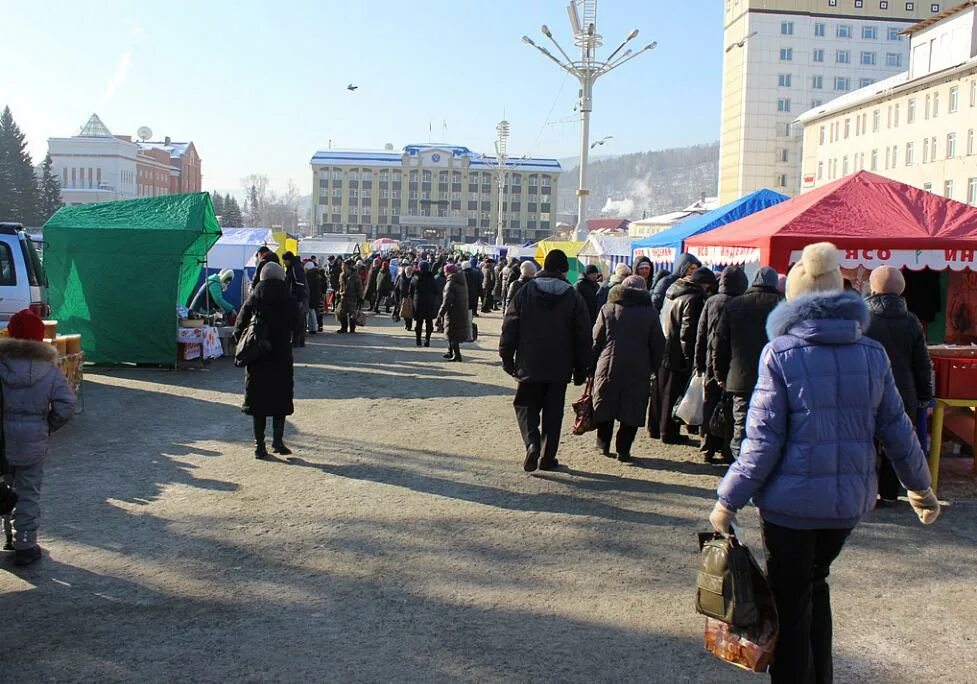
[
  {"xmin": 208, "ymin": 228, "xmax": 278, "ymax": 270},
  {"xmin": 44, "ymin": 193, "xmax": 222, "ymax": 364},
  {"xmin": 684, "ymin": 172, "xmax": 977, "ymax": 272},
  {"xmin": 299, "ymin": 237, "xmax": 361, "ymax": 257},
  {"xmin": 632, "ymin": 189, "xmax": 788, "ymax": 265}
]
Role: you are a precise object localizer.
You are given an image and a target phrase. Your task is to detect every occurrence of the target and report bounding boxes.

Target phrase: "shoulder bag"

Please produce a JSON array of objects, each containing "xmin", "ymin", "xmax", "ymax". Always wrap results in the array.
[
  {"xmin": 234, "ymin": 311, "xmax": 273, "ymax": 367},
  {"xmin": 571, "ymin": 377, "xmax": 597, "ymax": 435}
]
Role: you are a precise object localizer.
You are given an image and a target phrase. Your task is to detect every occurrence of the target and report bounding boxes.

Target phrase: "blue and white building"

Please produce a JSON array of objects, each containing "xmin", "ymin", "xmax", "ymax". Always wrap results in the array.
[{"xmin": 310, "ymin": 144, "xmax": 561, "ymax": 242}]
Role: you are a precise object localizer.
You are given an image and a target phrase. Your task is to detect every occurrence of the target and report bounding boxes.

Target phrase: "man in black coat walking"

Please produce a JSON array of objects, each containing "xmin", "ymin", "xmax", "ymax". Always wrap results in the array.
[
  {"xmin": 711, "ymin": 266, "xmax": 783, "ymax": 458},
  {"xmin": 574, "ymin": 264, "xmax": 601, "ymax": 326},
  {"xmin": 865, "ymin": 265, "xmax": 933, "ymax": 502},
  {"xmin": 500, "ymin": 250, "xmax": 591, "ymax": 472}
]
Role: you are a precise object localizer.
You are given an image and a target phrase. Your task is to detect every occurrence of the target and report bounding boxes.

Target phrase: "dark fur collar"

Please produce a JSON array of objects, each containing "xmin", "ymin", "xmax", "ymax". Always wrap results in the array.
[
  {"xmin": 608, "ymin": 286, "xmax": 652, "ymax": 306},
  {"xmin": 767, "ymin": 291, "xmax": 869, "ymax": 339},
  {"xmin": 0, "ymin": 338, "xmax": 59, "ymax": 364}
]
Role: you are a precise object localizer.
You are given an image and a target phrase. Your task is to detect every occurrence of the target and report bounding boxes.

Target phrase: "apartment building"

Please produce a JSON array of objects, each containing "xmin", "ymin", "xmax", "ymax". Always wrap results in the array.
[
  {"xmin": 719, "ymin": 0, "xmax": 941, "ymax": 203},
  {"xmin": 48, "ymin": 114, "xmax": 202, "ymax": 205},
  {"xmin": 798, "ymin": 1, "xmax": 977, "ymax": 204},
  {"xmin": 310, "ymin": 144, "xmax": 561, "ymax": 243}
]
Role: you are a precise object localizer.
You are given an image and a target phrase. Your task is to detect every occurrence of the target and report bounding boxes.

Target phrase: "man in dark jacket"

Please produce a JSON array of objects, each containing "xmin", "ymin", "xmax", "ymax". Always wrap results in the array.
[
  {"xmin": 695, "ymin": 266, "xmax": 748, "ymax": 462},
  {"xmin": 250, "ymin": 247, "xmax": 280, "ymax": 291},
  {"xmin": 500, "ymin": 250, "xmax": 591, "ymax": 472},
  {"xmin": 463, "ymin": 260, "xmax": 482, "ymax": 319},
  {"xmin": 282, "ymin": 251, "xmax": 308, "ymax": 348},
  {"xmin": 712, "ymin": 266, "xmax": 782, "ymax": 458},
  {"xmin": 651, "ymin": 252, "xmax": 701, "ymax": 311},
  {"xmin": 481, "ymin": 258, "xmax": 496, "ymax": 313},
  {"xmin": 655, "ymin": 263, "xmax": 707, "ymax": 442},
  {"xmin": 574, "ymin": 264, "xmax": 601, "ymax": 326},
  {"xmin": 304, "ymin": 260, "xmax": 324, "ymax": 333},
  {"xmin": 328, "ymin": 257, "xmax": 342, "ymax": 311},
  {"xmin": 865, "ymin": 265, "xmax": 933, "ymax": 503}
]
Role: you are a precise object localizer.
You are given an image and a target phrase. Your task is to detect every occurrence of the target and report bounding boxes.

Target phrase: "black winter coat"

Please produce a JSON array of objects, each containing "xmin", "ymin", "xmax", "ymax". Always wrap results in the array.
[
  {"xmin": 306, "ymin": 267, "xmax": 324, "ymax": 305},
  {"xmin": 592, "ymin": 287, "xmax": 666, "ymax": 427},
  {"xmin": 284, "ymin": 261, "xmax": 309, "ymax": 306},
  {"xmin": 865, "ymin": 294, "xmax": 933, "ymax": 413},
  {"xmin": 712, "ymin": 284, "xmax": 782, "ymax": 393},
  {"xmin": 694, "ymin": 267, "xmax": 748, "ymax": 379},
  {"xmin": 499, "ymin": 272, "xmax": 591, "ymax": 384},
  {"xmin": 329, "ymin": 262, "xmax": 341, "ymax": 291},
  {"xmin": 440, "ymin": 272, "xmax": 470, "ymax": 342},
  {"xmin": 574, "ymin": 276, "xmax": 601, "ymax": 326},
  {"xmin": 464, "ymin": 268, "xmax": 482, "ymax": 309},
  {"xmin": 660, "ymin": 278, "xmax": 705, "ymax": 372},
  {"xmin": 235, "ymin": 279, "xmax": 297, "ymax": 417},
  {"xmin": 376, "ymin": 269, "xmax": 393, "ymax": 297},
  {"xmin": 411, "ymin": 271, "xmax": 440, "ymax": 320}
]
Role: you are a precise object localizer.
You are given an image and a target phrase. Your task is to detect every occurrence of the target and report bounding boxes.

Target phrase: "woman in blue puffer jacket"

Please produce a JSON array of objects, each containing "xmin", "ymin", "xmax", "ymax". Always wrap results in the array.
[{"xmin": 709, "ymin": 242, "xmax": 939, "ymax": 684}]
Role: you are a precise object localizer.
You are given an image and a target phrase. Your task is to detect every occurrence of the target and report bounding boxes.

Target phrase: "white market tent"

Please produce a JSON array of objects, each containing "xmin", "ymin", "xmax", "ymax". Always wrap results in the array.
[
  {"xmin": 204, "ymin": 228, "xmax": 279, "ymax": 307},
  {"xmin": 299, "ymin": 237, "xmax": 361, "ymax": 258},
  {"xmin": 578, "ymin": 235, "xmax": 632, "ymax": 275}
]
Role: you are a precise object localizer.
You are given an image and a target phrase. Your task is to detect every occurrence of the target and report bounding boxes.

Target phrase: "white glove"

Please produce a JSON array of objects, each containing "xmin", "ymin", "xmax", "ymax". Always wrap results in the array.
[
  {"xmin": 709, "ymin": 501, "xmax": 736, "ymax": 534},
  {"xmin": 908, "ymin": 488, "xmax": 940, "ymax": 525}
]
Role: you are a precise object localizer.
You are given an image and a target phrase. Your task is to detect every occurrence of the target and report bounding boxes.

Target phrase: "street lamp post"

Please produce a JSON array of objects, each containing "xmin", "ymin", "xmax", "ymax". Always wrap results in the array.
[
  {"xmin": 523, "ymin": 1, "xmax": 656, "ymax": 241},
  {"xmin": 494, "ymin": 120, "xmax": 510, "ymax": 246}
]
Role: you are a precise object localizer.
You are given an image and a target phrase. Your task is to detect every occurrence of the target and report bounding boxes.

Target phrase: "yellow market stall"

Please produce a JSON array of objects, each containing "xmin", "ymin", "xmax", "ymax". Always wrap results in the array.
[{"xmin": 534, "ymin": 241, "xmax": 586, "ymax": 282}]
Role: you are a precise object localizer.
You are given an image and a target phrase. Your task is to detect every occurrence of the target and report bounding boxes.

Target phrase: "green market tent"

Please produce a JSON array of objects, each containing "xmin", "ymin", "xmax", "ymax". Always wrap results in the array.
[{"xmin": 44, "ymin": 193, "xmax": 222, "ymax": 364}]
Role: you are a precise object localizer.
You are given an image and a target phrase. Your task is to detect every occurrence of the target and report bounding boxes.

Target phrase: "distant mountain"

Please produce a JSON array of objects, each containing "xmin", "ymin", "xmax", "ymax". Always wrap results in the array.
[
  {"xmin": 557, "ymin": 153, "xmax": 619, "ymax": 171},
  {"xmin": 558, "ymin": 142, "xmax": 719, "ymax": 219}
]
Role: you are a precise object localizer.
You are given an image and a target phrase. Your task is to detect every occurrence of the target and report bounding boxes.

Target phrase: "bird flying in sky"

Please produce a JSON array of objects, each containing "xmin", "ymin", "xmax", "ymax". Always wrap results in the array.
[
  {"xmin": 591, "ymin": 136, "xmax": 613, "ymax": 149},
  {"xmin": 347, "ymin": 83, "xmax": 358, "ymax": 92}
]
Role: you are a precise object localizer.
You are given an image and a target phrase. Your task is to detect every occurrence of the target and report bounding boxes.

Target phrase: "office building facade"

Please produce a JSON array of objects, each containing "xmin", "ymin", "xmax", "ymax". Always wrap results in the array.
[
  {"xmin": 798, "ymin": 2, "xmax": 977, "ymax": 204},
  {"xmin": 310, "ymin": 144, "xmax": 561, "ymax": 243},
  {"xmin": 719, "ymin": 0, "xmax": 941, "ymax": 203}
]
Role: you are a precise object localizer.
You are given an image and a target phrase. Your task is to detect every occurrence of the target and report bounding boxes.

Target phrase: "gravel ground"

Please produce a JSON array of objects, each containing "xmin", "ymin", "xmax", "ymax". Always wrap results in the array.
[{"xmin": 1, "ymin": 311, "xmax": 974, "ymax": 682}]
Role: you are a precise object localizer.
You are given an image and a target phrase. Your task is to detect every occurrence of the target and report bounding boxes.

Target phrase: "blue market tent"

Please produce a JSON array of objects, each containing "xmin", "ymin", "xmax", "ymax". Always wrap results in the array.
[{"xmin": 631, "ymin": 189, "xmax": 788, "ymax": 267}]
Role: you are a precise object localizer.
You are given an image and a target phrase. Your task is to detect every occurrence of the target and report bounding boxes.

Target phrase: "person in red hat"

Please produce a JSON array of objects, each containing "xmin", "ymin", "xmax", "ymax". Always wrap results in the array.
[{"xmin": 0, "ymin": 309, "xmax": 76, "ymax": 566}]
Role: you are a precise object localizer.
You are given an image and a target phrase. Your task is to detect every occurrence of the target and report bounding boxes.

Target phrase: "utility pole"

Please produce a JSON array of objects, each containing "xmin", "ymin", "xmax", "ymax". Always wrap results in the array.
[
  {"xmin": 494, "ymin": 120, "xmax": 510, "ymax": 246},
  {"xmin": 523, "ymin": 1, "xmax": 656, "ymax": 241}
]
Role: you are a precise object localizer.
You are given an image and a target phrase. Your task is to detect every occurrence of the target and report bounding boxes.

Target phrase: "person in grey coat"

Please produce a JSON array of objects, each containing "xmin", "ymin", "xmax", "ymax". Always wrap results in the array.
[
  {"xmin": 0, "ymin": 310, "xmax": 76, "ymax": 566},
  {"xmin": 592, "ymin": 276, "xmax": 666, "ymax": 462}
]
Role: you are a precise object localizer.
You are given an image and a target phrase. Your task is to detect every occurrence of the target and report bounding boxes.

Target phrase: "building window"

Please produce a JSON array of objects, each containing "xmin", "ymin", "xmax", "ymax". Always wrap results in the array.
[
  {"xmin": 778, "ymin": 73, "xmax": 792, "ymax": 87},
  {"xmin": 862, "ymin": 26, "xmax": 878, "ymax": 40},
  {"xmin": 885, "ymin": 53, "xmax": 902, "ymax": 67},
  {"xmin": 908, "ymin": 98, "xmax": 916, "ymax": 123},
  {"xmin": 931, "ymin": 136, "xmax": 938, "ymax": 160},
  {"xmin": 923, "ymin": 182, "xmax": 932, "ymax": 192},
  {"xmin": 859, "ymin": 78, "xmax": 876, "ymax": 88},
  {"xmin": 813, "ymin": 48, "xmax": 825, "ymax": 63},
  {"xmin": 949, "ymin": 86, "xmax": 959, "ymax": 113},
  {"xmin": 906, "ymin": 2, "xmax": 915, "ymax": 10},
  {"xmin": 971, "ymin": 80, "xmax": 976, "ymax": 107},
  {"xmin": 906, "ymin": 141, "xmax": 914, "ymax": 165},
  {"xmin": 780, "ymin": 47, "xmax": 793, "ymax": 61},
  {"xmin": 944, "ymin": 180, "xmax": 953, "ymax": 199},
  {"xmin": 923, "ymin": 138, "xmax": 930, "ymax": 163},
  {"xmin": 781, "ymin": 21, "xmax": 794, "ymax": 35},
  {"xmin": 844, "ymin": 119, "xmax": 851, "ymax": 138},
  {"xmin": 834, "ymin": 77, "xmax": 851, "ymax": 91},
  {"xmin": 947, "ymin": 132, "xmax": 957, "ymax": 158},
  {"xmin": 933, "ymin": 91, "xmax": 940, "ymax": 117},
  {"xmin": 811, "ymin": 99, "xmax": 824, "ymax": 108},
  {"xmin": 968, "ymin": 128, "xmax": 975, "ymax": 155},
  {"xmin": 777, "ymin": 174, "xmax": 787, "ymax": 187},
  {"xmin": 349, "ymin": 170, "xmax": 359, "ymax": 181},
  {"xmin": 894, "ymin": 103, "xmax": 900, "ymax": 127},
  {"xmin": 855, "ymin": 0, "xmax": 864, "ymax": 6},
  {"xmin": 843, "ymin": 156, "xmax": 850, "ymax": 175},
  {"xmin": 817, "ymin": 161, "xmax": 824, "ymax": 180},
  {"xmin": 837, "ymin": 25, "xmax": 852, "ymax": 39},
  {"xmin": 880, "ymin": 0, "xmax": 889, "ymax": 9},
  {"xmin": 885, "ymin": 146, "xmax": 891, "ymax": 169},
  {"xmin": 819, "ymin": 125, "xmax": 826, "ymax": 145},
  {"xmin": 925, "ymin": 94, "xmax": 931, "ymax": 119},
  {"xmin": 781, "ymin": 149, "xmax": 789, "ymax": 162},
  {"xmin": 836, "ymin": 50, "xmax": 851, "ymax": 64},
  {"xmin": 892, "ymin": 145, "xmax": 898, "ymax": 166},
  {"xmin": 815, "ymin": 23, "xmax": 825, "ymax": 37},
  {"xmin": 861, "ymin": 51, "xmax": 877, "ymax": 66},
  {"xmin": 777, "ymin": 98, "xmax": 791, "ymax": 112},
  {"xmin": 931, "ymin": 3, "xmax": 940, "ymax": 12},
  {"xmin": 871, "ymin": 149, "xmax": 879, "ymax": 171},
  {"xmin": 812, "ymin": 75, "xmax": 824, "ymax": 89},
  {"xmin": 968, "ymin": 177, "xmax": 977, "ymax": 205}
]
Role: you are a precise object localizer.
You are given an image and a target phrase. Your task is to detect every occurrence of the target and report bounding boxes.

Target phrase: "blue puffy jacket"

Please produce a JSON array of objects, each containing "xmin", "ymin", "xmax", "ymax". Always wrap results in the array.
[{"xmin": 717, "ymin": 291, "xmax": 931, "ymax": 530}]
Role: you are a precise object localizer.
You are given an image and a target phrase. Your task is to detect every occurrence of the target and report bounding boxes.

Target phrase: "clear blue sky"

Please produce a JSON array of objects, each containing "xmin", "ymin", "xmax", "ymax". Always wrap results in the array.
[{"xmin": 2, "ymin": 0, "xmax": 723, "ymax": 195}]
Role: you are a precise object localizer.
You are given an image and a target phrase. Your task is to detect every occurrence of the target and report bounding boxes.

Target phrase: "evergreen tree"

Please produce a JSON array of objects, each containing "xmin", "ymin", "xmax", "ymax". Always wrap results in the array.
[
  {"xmin": 211, "ymin": 190, "xmax": 224, "ymax": 218},
  {"xmin": 223, "ymin": 196, "xmax": 243, "ymax": 227},
  {"xmin": 37, "ymin": 153, "xmax": 63, "ymax": 223},
  {"xmin": 0, "ymin": 106, "xmax": 40, "ymax": 224}
]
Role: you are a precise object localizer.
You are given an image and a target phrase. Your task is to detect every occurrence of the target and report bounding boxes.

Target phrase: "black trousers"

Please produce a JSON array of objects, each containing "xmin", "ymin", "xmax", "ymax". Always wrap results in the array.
[
  {"xmin": 514, "ymin": 382, "xmax": 567, "ymax": 463},
  {"xmin": 657, "ymin": 366, "xmax": 691, "ymax": 441},
  {"xmin": 415, "ymin": 318, "xmax": 433, "ymax": 344},
  {"xmin": 878, "ymin": 449, "xmax": 902, "ymax": 501},
  {"xmin": 596, "ymin": 421, "xmax": 638, "ymax": 456},
  {"xmin": 701, "ymin": 380, "xmax": 732, "ymax": 457},
  {"xmin": 338, "ymin": 313, "xmax": 357, "ymax": 333},
  {"xmin": 730, "ymin": 392, "xmax": 752, "ymax": 459},
  {"xmin": 762, "ymin": 521, "xmax": 852, "ymax": 684},
  {"xmin": 253, "ymin": 415, "xmax": 285, "ymax": 445}
]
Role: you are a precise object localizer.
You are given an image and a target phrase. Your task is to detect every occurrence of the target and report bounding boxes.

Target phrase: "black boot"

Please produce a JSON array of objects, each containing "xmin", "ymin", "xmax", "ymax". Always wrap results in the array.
[
  {"xmin": 254, "ymin": 416, "xmax": 269, "ymax": 459},
  {"xmin": 13, "ymin": 545, "xmax": 42, "ymax": 566},
  {"xmin": 424, "ymin": 333, "xmax": 431, "ymax": 348},
  {"xmin": 443, "ymin": 347, "xmax": 455, "ymax": 360},
  {"xmin": 271, "ymin": 416, "xmax": 291, "ymax": 455},
  {"xmin": 450, "ymin": 342, "xmax": 462, "ymax": 362}
]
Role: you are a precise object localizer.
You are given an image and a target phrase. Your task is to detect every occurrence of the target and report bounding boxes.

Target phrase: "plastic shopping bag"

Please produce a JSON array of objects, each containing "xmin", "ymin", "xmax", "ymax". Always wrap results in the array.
[{"xmin": 673, "ymin": 373, "xmax": 706, "ymax": 426}]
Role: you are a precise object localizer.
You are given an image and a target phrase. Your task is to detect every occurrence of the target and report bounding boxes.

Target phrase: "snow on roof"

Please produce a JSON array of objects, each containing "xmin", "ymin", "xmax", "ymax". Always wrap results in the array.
[
  {"xmin": 138, "ymin": 141, "xmax": 191, "ymax": 159},
  {"xmin": 311, "ymin": 145, "xmax": 561, "ymax": 172}
]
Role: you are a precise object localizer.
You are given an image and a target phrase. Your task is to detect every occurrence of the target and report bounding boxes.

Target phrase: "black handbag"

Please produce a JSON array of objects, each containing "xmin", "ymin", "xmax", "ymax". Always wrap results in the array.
[
  {"xmin": 708, "ymin": 393, "xmax": 734, "ymax": 441},
  {"xmin": 0, "ymin": 381, "xmax": 19, "ymax": 516},
  {"xmin": 696, "ymin": 531, "xmax": 776, "ymax": 630},
  {"xmin": 234, "ymin": 312, "xmax": 272, "ymax": 367}
]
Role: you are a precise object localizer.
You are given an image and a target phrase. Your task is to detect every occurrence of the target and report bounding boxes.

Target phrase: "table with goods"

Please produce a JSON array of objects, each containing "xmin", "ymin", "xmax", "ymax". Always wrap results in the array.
[
  {"xmin": 1, "ymin": 320, "xmax": 84, "ymax": 397},
  {"xmin": 927, "ymin": 345, "xmax": 977, "ymax": 490},
  {"xmin": 176, "ymin": 308, "xmax": 234, "ymax": 364}
]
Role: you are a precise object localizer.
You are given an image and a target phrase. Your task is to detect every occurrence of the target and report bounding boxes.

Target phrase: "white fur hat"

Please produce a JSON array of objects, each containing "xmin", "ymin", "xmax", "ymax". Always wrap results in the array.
[
  {"xmin": 218, "ymin": 269, "xmax": 234, "ymax": 283},
  {"xmin": 785, "ymin": 242, "xmax": 843, "ymax": 300}
]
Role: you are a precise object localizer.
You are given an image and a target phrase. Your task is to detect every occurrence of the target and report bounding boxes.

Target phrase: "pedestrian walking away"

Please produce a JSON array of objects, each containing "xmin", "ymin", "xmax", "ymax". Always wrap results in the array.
[
  {"xmin": 0, "ymin": 309, "xmax": 76, "ymax": 567},
  {"xmin": 283, "ymin": 251, "xmax": 309, "ymax": 348},
  {"xmin": 336, "ymin": 260, "xmax": 365, "ymax": 334},
  {"xmin": 500, "ymin": 249, "xmax": 591, "ymax": 473},
  {"xmin": 305, "ymin": 259, "xmax": 325, "ymax": 334},
  {"xmin": 708, "ymin": 242, "xmax": 940, "ymax": 684},
  {"xmin": 411, "ymin": 261, "xmax": 440, "ymax": 347},
  {"xmin": 591, "ymin": 275, "xmax": 666, "ymax": 462},
  {"xmin": 596, "ymin": 263, "xmax": 631, "ymax": 309},
  {"xmin": 235, "ymin": 262, "xmax": 299, "ymax": 460},
  {"xmin": 438, "ymin": 263, "xmax": 469, "ymax": 362}
]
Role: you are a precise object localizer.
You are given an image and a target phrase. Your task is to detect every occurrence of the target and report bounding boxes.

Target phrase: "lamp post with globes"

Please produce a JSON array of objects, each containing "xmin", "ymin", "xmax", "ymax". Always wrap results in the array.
[{"xmin": 523, "ymin": 1, "xmax": 656, "ymax": 241}]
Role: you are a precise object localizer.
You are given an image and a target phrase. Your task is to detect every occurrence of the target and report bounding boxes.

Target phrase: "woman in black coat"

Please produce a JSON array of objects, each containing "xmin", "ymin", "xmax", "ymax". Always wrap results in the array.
[
  {"xmin": 592, "ymin": 275, "xmax": 666, "ymax": 462},
  {"xmin": 865, "ymin": 265, "xmax": 934, "ymax": 503},
  {"xmin": 411, "ymin": 261, "xmax": 440, "ymax": 347},
  {"xmin": 438, "ymin": 263, "xmax": 470, "ymax": 362},
  {"xmin": 234, "ymin": 262, "xmax": 299, "ymax": 460}
]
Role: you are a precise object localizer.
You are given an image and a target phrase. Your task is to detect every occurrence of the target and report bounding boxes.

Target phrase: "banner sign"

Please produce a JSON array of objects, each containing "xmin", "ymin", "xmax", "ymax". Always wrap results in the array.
[
  {"xmin": 688, "ymin": 245, "xmax": 762, "ymax": 266},
  {"xmin": 788, "ymin": 248, "xmax": 977, "ymax": 271},
  {"xmin": 632, "ymin": 246, "xmax": 676, "ymax": 264}
]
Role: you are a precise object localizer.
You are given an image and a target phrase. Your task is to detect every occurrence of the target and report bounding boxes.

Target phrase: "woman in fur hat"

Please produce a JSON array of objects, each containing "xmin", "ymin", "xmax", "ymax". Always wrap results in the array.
[
  {"xmin": 0, "ymin": 310, "xmax": 76, "ymax": 566},
  {"xmin": 709, "ymin": 242, "xmax": 939, "ymax": 683}
]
